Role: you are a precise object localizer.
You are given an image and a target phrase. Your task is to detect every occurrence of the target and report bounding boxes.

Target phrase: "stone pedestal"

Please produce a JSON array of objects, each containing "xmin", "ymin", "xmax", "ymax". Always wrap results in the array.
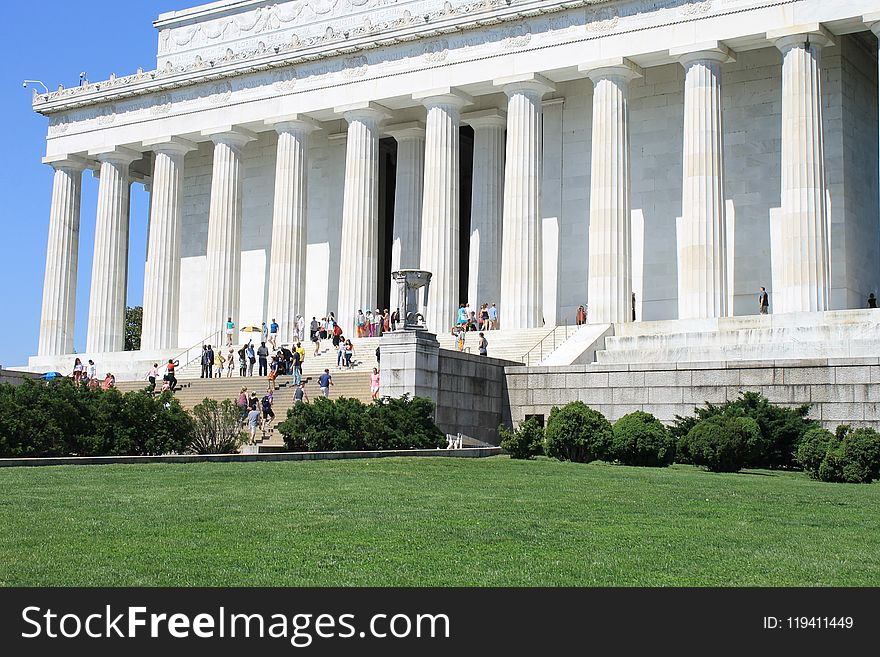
[{"xmin": 379, "ymin": 330, "xmax": 440, "ymax": 401}]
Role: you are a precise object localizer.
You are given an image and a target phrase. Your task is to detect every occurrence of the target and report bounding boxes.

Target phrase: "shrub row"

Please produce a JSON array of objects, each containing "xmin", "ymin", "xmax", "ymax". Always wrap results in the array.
[
  {"xmin": 278, "ymin": 394, "xmax": 445, "ymax": 452},
  {"xmin": 797, "ymin": 425, "xmax": 880, "ymax": 483}
]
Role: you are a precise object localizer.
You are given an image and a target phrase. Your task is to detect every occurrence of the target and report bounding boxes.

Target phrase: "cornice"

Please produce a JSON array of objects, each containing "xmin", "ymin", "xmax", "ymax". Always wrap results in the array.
[{"xmin": 32, "ymin": 0, "xmax": 614, "ymax": 115}]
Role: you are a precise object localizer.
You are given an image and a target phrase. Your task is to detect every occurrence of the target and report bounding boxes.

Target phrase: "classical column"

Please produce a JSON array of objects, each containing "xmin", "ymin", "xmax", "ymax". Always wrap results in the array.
[
  {"xmin": 580, "ymin": 60, "xmax": 641, "ymax": 325},
  {"xmin": 140, "ymin": 138, "xmax": 195, "ymax": 351},
  {"xmin": 386, "ymin": 122, "xmax": 426, "ymax": 277},
  {"xmin": 494, "ymin": 73, "xmax": 555, "ymax": 329},
  {"xmin": 463, "ymin": 109, "xmax": 506, "ymax": 311},
  {"xmin": 265, "ymin": 115, "xmax": 319, "ymax": 345},
  {"xmin": 671, "ymin": 44, "xmax": 734, "ymax": 319},
  {"xmin": 335, "ymin": 102, "xmax": 389, "ymax": 337},
  {"xmin": 86, "ymin": 147, "xmax": 139, "ymax": 353},
  {"xmin": 38, "ymin": 156, "xmax": 86, "ymax": 356},
  {"xmin": 768, "ymin": 25, "xmax": 834, "ymax": 313},
  {"xmin": 201, "ymin": 127, "xmax": 255, "ymax": 340},
  {"xmin": 414, "ymin": 88, "xmax": 472, "ymax": 333}
]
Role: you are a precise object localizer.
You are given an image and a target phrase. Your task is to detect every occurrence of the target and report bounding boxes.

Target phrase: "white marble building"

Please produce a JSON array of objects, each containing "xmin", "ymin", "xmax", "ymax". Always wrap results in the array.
[{"xmin": 29, "ymin": 0, "xmax": 880, "ymax": 373}]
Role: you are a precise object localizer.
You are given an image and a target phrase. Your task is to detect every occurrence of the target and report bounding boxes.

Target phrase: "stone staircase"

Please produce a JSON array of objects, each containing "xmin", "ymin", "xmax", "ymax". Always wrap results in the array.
[{"xmin": 594, "ymin": 309, "xmax": 880, "ymax": 364}]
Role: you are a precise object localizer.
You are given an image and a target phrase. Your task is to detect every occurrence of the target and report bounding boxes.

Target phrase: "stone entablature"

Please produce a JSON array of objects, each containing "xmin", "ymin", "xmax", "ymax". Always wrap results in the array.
[{"xmin": 34, "ymin": 0, "xmax": 868, "ymax": 154}]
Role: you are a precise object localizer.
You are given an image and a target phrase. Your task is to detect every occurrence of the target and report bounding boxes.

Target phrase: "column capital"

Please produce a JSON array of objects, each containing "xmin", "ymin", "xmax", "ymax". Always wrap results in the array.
[
  {"xmin": 669, "ymin": 41, "xmax": 736, "ymax": 66},
  {"xmin": 386, "ymin": 121, "xmax": 426, "ymax": 141},
  {"xmin": 493, "ymin": 72, "xmax": 555, "ymax": 97},
  {"xmin": 462, "ymin": 109, "xmax": 507, "ymax": 129},
  {"xmin": 334, "ymin": 101, "xmax": 392, "ymax": 125},
  {"xmin": 767, "ymin": 24, "xmax": 834, "ymax": 53},
  {"xmin": 143, "ymin": 136, "xmax": 198, "ymax": 156},
  {"xmin": 201, "ymin": 126, "xmax": 258, "ymax": 149},
  {"xmin": 863, "ymin": 12, "xmax": 880, "ymax": 36},
  {"xmin": 412, "ymin": 87, "xmax": 474, "ymax": 109},
  {"xmin": 42, "ymin": 154, "xmax": 89, "ymax": 172},
  {"xmin": 264, "ymin": 113, "xmax": 322, "ymax": 134},
  {"xmin": 88, "ymin": 146, "xmax": 141, "ymax": 167},
  {"xmin": 579, "ymin": 58, "xmax": 643, "ymax": 84}
]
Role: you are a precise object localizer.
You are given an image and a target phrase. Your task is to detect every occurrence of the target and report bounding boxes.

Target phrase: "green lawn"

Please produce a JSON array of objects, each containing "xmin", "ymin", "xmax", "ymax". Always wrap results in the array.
[{"xmin": 1, "ymin": 457, "xmax": 878, "ymax": 586}]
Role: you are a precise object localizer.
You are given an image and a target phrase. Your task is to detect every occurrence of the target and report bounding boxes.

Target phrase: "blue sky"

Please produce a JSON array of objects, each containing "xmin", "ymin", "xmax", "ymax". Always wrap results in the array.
[{"xmin": 0, "ymin": 2, "xmax": 192, "ymax": 367}]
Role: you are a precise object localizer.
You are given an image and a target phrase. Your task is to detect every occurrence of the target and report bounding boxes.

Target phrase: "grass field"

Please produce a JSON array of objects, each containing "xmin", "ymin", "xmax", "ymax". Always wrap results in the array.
[{"xmin": 1, "ymin": 456, "xmax": 878, "ymax": 586}]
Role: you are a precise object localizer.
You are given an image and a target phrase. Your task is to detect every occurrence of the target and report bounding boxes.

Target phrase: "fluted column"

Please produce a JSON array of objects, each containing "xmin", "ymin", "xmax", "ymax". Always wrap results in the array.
[
  {"xmin": 202, "ymin": 127, "xmax": 255, "ymax": 340},
  {"xmin": 386, "ymin": 122, "xmax": 426, "ymax": 278},
  {"xmin": 415, "ymin": 88, "xmax": 472, "ymax": 333},
  {"xmin": 673, "ymin": 44, "xmax": 733, "ymax": 319},
  {"xmin": 140, "ymin": 138, "xmax": 195, "ymax": 350},
  {"xmin": 581, "ymin": 60, "xmax": 641, "ymax": 324},
  {"xmin": 769, "ymin": 26, "xmax": 834, "ymax": 313},
  {"xmin": 86, "ymin": 148, "xmax": 139, "ymax": 353},
  {"xmin": 335, "ymin": 102, "xmax": 389, "ymax": 337},
  {"xmin": 495, "ymin": 73, "xmax": 555, "ymax": 329},
  {"xmin": 38, "ymin": 157, "xmax": 86, "ymax": 356},
  {"xmin": 265, "ymin": 115, "xmax": 320, "ymax": 345},
  {"xmin": 463, "ymin": 109, "xmax": 506, "ymax": 310}
]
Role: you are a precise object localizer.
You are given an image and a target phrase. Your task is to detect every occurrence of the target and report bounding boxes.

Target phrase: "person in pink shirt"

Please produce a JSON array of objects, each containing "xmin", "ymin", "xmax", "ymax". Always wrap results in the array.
[{"xmin": 370, "ymin": 367, "xmax": 380, "ymax": 401}]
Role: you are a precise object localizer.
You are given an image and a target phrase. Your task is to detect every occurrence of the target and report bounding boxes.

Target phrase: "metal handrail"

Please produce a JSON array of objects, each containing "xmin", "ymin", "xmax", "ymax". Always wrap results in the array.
[
  {"xmin": 521, "ymin": 321, "xmax": 579, "ymax": 366},
  {"xmin": 169, "ymin": 329, "xmax": 224, "ymax": 370}
]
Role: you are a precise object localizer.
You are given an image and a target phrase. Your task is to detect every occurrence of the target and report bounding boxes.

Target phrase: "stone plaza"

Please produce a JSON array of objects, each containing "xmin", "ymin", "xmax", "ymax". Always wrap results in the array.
[{"xmin": 23, "ymin": 0, "xmax": 880, "ymax": 436}]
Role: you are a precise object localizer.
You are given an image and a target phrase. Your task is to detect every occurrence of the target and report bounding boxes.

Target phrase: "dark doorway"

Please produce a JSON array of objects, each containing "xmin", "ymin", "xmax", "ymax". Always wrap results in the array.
[
  {"xmin": 377, "ymin": 137, "xmax": 398, "ymax": 313},
  {"xmin": 459, "ymin": 125, "xmax": 474, "ymax": 305}
]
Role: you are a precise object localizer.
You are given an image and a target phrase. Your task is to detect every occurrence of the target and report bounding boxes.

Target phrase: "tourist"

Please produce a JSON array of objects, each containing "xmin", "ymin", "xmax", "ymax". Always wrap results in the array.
[
  {"xmin": 365, "ymin": 309, "xmax": 374, "ymax": 337},
  {"xmin": 269, "ymin": 318, "xmax": 279, "ymax": 348},
  {"xmin": 291, "ymin": 346, "xmax": 302, "ymax": 385},
  {"xmin": 294, "ymin": 382, "xmax": 309, "ymax": 405},
  {"xmin": 246, "ymin": 405, "xmax": 262, "ymax": 444},
  {"xmin": 309, "ymin": 316, "xmax": 319, "ymax": 341},
  {"xmin": 236, "ymin": 387, "xmax": 248, "ymax": 422},
  {"xmin": 467, "ymin": 310, "xmax": 478, "ymax": 331},
  {"xmin": 373, "ymin": 310, "xmax": 383, "ymax": 337},
  {"xmin": 261, "ymin": 389, "xmax": 275, "ymax": 425},
  {"xmin": 370, "ymin": 367, "xmax": 380, "ymax": 401},
  {"xmin": 375, "ymin": 345, "xmax": 380, "ymax": 369},
  {"xmin": 261, "ymin": 321, "xmax": 269, "ymax": 345},
  {"xmin": 390, "ymin": 307, "xmax": 400, "ymax": 331},
  {"xmin": 478, "ymin": 332, "xmax": 488, "ymax": 357},
  {"xmin": 146, "ymin": 363, "xmax": 159, "ymax": 392},
  {"xmin": 489, "ymin": 303, "xmax": 498, "ymax": 330},
  {"xmin": 200, "ymin": 345, "xmax": 209, "ymax": 379},
  {"xmin": 337, "ymin": 338, "xmax": 346, "ymax": 369},
  {"xmin": 296, "ymin": 342, "xmax": 305, "ymax": 369},
  {"xmin": 576, "ymin": 305, "xmax": 586, "ymax": 326},
  {"xmin": 384, "ymin": 309, "xmax": 391, "ymax": 333},
  {"xmin": 869, "ymin": 293, "xmax": 877, "ymax": 309},
  {"xmin": 257, "ymin": 341, "xmax": 269, "ymax": 377},
  {"xmin": 238, "ymin": 347, "xmax": 247, "ymax": 377},
  {"xmin": 226, "ymin": 316, "xmax": 235, "ymax": 346},
  {"xmin": 87, "ymin": 360, "xmax": 98, "ymax": 388},
  {"xmin": 268, "ymin": 355, "xmax": 279, "ymax": 390},
  {"xmin": 214, "ymin": 349, "xmax": 225, "ymax": 378},
  {"xmin": 319, "ymin": 317, "xmax": 329, "ymax": 341},
  {"xmin": 479, "ymin": 304, "xmax": 489, "ymax": 331},
  {"xmin": 102, "ymin": 373, "xmax": 115, "ymax": 391},
  {"xmin": 759, "ymin": 286, "xmax": 769, "ymax": 315},
  {"xmin": 318, "ymin": 368, "xmax": 333, "ymax": 398},
  {"xmin": 457, "ymin": 303, "xmax": 467, "ymax": 327},
  {"xmin": 160, "ymin": 379, "xmax": 171, "ymax": 393},
  {"xmin": 343, "ymin": 339, "xmax": 354, "ymax": 369},
  {"xmin": 246, "ymin": 341, "xmax": 256, "ymax": 376},
  {"xmin": 312, "ymin": 329, "xmax": 321, "ymax": 356},
  {"xmin": 165, "ymin": 359, "xmax": 179, "ymax": 391},
  {"xmin": 226, "ymin": 349, "xmax": 235, "ymax": 377},
  {"xmin": 72, "ymin": 357, "xmax": 84, "ymax": 384}
]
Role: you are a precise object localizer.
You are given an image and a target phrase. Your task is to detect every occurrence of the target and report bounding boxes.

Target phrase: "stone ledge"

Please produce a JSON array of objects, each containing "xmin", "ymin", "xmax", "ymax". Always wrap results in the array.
[{"xmin": 0, "ymin": 448, "xmax": 503, "ymax": 468}]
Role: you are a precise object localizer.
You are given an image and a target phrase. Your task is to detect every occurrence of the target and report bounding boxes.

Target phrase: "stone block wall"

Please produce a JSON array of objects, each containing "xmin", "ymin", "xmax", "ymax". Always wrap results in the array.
[{"xmin": 504, "ymin": 358, "xmax": 880, "ymax": 431}]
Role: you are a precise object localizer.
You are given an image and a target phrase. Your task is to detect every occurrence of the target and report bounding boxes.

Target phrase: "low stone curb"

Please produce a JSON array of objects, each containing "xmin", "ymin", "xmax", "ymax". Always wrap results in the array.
[{"xmin": 0, "ymin": 447, "xmax": 502, "ymax": 468}]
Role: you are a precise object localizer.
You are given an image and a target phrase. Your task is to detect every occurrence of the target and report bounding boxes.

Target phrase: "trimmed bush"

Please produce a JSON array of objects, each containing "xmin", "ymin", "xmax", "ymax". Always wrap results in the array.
[
  {"xmin": 499, "ymin": 418, "xmax": 544, "ymax": 460},
  {"xmin": 544, "ymin": 401, "xmax": 612, "ymax": 463},
  {"xmin": 679, "ymin": 415, "xmax": 766, "ymax": 473},
  {"xmin": 808, "ymin": 425, "xmax": 880, "ymax": 484},
  {"xmin": 189, "ymin": 398, "xmax": 246, "ymax": 454},
  {"xmin": 0, "ymin": 380, "xmax": 191, "ymax": 458},
  {"xmin": 796, "ymin": 427, "xmax": 835, "ymax": 479},
  {"xmin": 612, "ymin": 411, "xmax": 676, "ymax": 467},
  {"xmin": 672, "ymin": 391, "xmax": 816, "ymax": 469},
  {"xmin": 278, "ymin": 394, "xmax": 445, "ymax": 452}
]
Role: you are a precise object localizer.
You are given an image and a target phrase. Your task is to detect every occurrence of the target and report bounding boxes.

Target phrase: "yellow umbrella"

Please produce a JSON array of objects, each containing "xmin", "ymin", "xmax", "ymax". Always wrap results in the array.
[{"xmin": 241, "ymin": 326, "xmax": 261, "ymax": 332}]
